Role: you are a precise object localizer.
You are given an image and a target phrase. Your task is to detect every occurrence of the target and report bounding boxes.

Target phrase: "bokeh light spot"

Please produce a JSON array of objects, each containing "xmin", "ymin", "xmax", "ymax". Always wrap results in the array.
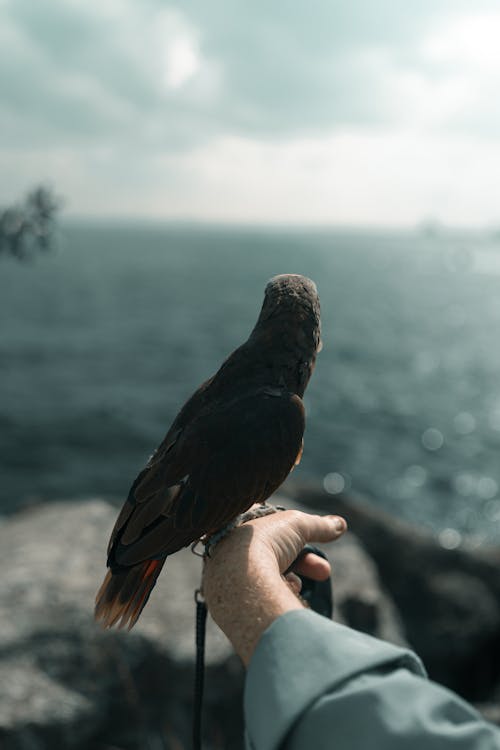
[
  {"xmin": 485, "ymin": 499, "xmax": 500, "ymax": 521},
  {"xmin": 439, "ymin": 527, "xmax": 462, "ymax": 549},
  {"xmin": 477, "ymin": 476, "xmax": 498, "ymax": 500},
  {"xmin": 404, "ymin": 464, "xmax": 427, "ymax": 487},
  {"xmin": 454, "ymin": 472, "xmax": 476, "ymax": 496},
  {"xmin": 323, "ymin": 472, "xmax": 346, "ymax": 495},
  {"xmin": 453, "ymin": 411, "xmax": 476, "ymax": 435},
  {"xmin": 422, "ymin": 427, "xmax": 444, "ymax": 451},
  {"xmin": 489, "ymin": 408, "xmax": 500, "ymax": 431}
]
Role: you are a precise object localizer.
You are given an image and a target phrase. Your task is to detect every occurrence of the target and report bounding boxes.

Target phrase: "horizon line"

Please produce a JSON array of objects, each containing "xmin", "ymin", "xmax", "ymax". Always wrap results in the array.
[{"xmin": 61, "ymin": 215, "xmax": 500, "ymax": 235}]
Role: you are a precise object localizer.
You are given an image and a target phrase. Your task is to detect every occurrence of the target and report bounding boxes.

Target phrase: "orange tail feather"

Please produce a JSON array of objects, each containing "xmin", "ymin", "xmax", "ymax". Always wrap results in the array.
[{"xmin": 94, "ymin": 559, "xmax": 165, "ymax": 630}]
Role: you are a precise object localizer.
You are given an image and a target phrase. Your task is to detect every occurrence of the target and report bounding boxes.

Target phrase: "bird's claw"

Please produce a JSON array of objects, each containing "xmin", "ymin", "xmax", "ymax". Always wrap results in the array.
[{"xmin": 199, "ymin": 503, "xmax": 286, "ymax": 558}]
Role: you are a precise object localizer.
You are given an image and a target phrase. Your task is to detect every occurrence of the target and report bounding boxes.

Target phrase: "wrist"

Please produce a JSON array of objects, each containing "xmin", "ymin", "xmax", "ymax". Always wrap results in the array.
[{"xmin": 203, "ymin": 545, "xmax": 304, "ymax": 666}]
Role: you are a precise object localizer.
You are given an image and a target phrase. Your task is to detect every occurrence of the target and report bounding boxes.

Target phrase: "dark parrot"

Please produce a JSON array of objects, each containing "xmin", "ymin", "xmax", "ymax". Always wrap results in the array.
[{"xmin": 95, "ymin": 273, "xmax": 322, "ymax": 629}]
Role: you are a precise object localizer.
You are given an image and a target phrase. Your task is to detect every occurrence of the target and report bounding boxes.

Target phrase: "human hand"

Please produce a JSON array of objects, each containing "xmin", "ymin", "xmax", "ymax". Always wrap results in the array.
[{"xmin": 202, "ymin": 509, "xmax": 347, "ymax": 665}]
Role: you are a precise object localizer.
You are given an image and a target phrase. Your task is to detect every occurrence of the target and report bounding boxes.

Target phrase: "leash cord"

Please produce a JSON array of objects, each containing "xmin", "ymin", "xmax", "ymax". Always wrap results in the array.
[
  {"xmin": 191, "ymin": 506, "xmax": 310, "ymax": 749},
  {"xmin": 193, "ymin": 588, "xmax": 207, "ymax": 750}
]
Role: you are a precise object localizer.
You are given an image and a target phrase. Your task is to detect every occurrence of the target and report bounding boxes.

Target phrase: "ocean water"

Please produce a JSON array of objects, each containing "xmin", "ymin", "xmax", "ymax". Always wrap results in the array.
[{"xmin": 1, "ymin": 222, "xmax": 500, "ymax": 545}]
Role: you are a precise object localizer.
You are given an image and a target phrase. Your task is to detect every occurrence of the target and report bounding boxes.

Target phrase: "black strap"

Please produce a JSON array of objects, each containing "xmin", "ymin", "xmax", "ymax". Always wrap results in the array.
[
  {"xmin": 193, "ymin": 589, "xmax": 207, "ymax": 750},
  {"xmin": 289, "ymin": 544, "xmax": 333, "ymax": 619}
]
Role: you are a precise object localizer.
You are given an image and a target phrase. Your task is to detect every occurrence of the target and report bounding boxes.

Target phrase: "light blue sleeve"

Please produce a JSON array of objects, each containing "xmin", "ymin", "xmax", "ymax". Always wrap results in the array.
[{"xmin": 244, "ymin": 609, "xmax": 500, "ymax": 750}]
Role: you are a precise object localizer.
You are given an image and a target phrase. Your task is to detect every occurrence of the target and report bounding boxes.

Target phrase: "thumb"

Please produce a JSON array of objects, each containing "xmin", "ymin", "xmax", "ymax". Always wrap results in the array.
[
  {"xmin": 265, "ymin": 510, "xmax": 347, "ymax": 574},
  {"xmin": 287, "ymin": 510, "xmax": 347, "ymax": 545}
]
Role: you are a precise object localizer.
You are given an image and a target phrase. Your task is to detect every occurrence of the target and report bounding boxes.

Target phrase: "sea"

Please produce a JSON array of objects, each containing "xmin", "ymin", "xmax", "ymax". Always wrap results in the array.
[{"xmin": 2, "ymin": 222, "xmax": 500, "ymax": 546}]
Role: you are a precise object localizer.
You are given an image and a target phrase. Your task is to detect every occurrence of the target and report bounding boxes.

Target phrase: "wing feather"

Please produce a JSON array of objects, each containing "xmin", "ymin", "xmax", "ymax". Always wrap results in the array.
[{"xmin": 107, "ymin": 389, "xmax": 305, "ymax": 569}]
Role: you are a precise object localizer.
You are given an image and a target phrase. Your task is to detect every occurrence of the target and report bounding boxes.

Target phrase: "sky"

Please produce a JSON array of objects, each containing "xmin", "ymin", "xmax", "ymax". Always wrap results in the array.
[{"xmin": 2, "ymin": 0, "xmax": 500, "ymax": 226}]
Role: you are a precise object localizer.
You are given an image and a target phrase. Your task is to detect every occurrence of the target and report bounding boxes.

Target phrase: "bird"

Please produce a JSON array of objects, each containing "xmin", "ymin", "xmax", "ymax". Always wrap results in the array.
[{"xmin": 95, "ymin": 273, "xmax": 322, "ymax": 630}]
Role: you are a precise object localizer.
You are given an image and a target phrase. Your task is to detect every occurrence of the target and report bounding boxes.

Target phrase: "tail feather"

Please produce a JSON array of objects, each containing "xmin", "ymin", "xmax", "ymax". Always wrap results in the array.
[{"xmin": 94, "ymin": 559, "xmax": 166, "ymax": 630}]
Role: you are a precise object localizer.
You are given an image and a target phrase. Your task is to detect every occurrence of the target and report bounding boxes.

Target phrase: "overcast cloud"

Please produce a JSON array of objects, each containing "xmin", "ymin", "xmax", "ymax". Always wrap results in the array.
[{"xmin": 1, "ymin": 0, "xmax": 500, "ymax": 225}]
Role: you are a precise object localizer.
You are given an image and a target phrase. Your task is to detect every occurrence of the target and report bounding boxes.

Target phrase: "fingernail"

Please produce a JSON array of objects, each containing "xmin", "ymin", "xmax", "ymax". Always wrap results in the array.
[{"xmin": 331, "ymin": 516, "xmax": 346, "ymax": 532}]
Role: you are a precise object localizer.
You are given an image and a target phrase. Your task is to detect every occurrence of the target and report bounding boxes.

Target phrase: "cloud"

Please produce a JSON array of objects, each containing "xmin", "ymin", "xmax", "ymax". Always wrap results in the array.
[
  {"xmin": 177, "ymin": 0, "xmax": 500, "ymax": 137},
  {"xmin": 418, "ymin": 11, "xmax": 500, "ymax": 137},
  {"xmin": 6, "ymin": 0, "xmax": 498, "ymax": 147},
  {"xmin": 0, "ymin": 0, "xmax": 222, "ymax": 150},
  {"xmin": 164, "ymin": 36, "xmax": 200, "ymax": 89},
  {"xmin": 1, "ymin": 0, "xmax": 500, "ymax": 222}
]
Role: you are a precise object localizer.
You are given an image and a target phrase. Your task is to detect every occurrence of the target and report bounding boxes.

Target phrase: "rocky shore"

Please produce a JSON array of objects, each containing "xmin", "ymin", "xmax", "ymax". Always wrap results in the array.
[{"xmin": 1, "ymin": 487, "xmax": 499, "ymax": 749}]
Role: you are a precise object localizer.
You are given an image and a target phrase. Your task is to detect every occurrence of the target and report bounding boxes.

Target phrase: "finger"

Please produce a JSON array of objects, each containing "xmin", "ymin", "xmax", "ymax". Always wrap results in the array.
[
  {"xmin": 293, "ymin": 552, "xmax": 331, "ymax": 581},
  {"xmin": 284, "ymin": 571, "xmax": 303, "ymax": 595},
  {"xmin": 266, "ymin": 512, "xmax": 346, "ymax": 575},
  {"xmin": 292, "ymin": 512, "xmax": 347, "ymax": 545}
]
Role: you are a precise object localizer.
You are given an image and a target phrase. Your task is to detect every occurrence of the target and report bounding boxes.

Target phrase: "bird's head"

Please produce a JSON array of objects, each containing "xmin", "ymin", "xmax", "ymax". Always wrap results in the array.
[{"xmin": 252, "ymin": 274, "xmax": 322, "ymax": 359}]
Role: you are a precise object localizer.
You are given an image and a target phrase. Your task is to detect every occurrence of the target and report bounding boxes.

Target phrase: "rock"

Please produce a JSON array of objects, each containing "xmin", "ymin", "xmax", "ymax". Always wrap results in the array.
[
  {"xmin": 309, "ymin": 516, "xmax": 406, "ymax": 647},
  {"xmin": 477, "ymin": 699, "xmax": 500, "ymax": 727},
  {"xmin": 290, "ymin": 482, "xmax": 500, "ymax": 706},
  {"xmin": 0, "ymin": 500, "xmax": 244, "ymax": 750}
]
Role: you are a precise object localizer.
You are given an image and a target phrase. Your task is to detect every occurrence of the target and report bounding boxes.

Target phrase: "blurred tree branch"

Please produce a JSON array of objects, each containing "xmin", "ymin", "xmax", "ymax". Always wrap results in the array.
[{"xmin": 0, "ymin": 186, "xmax": 61, "ymax": 261}]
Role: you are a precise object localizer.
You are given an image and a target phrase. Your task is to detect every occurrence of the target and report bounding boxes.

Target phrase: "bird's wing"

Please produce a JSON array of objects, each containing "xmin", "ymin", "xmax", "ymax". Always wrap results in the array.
[{"xmin": 107, "ymin": 389, "xmax": 305, "ymax": 568}]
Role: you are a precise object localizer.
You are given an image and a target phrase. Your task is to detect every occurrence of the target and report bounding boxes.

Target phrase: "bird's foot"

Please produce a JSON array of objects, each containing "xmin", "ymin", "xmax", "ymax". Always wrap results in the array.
[
  {"xmin": 237, "ymin": 502, "xmax": 286, "ymax": 524},
  {"xmin": 202, "ymin": 502, "xmax": 286, "ymax": 557},
  {"xmin": 202, "ymin": 520, "xmax": 239, "ymax": 557}
]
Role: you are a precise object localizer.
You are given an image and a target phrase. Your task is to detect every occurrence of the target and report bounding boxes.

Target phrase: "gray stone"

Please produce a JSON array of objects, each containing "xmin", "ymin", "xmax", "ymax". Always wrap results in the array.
[
  {"xmin": 308, "ymin": 517, "xmax": 407, "ymax": 647},
  {"xmin": 0, "ymin": 500, "xmax": 243, "ymax": 749}
]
